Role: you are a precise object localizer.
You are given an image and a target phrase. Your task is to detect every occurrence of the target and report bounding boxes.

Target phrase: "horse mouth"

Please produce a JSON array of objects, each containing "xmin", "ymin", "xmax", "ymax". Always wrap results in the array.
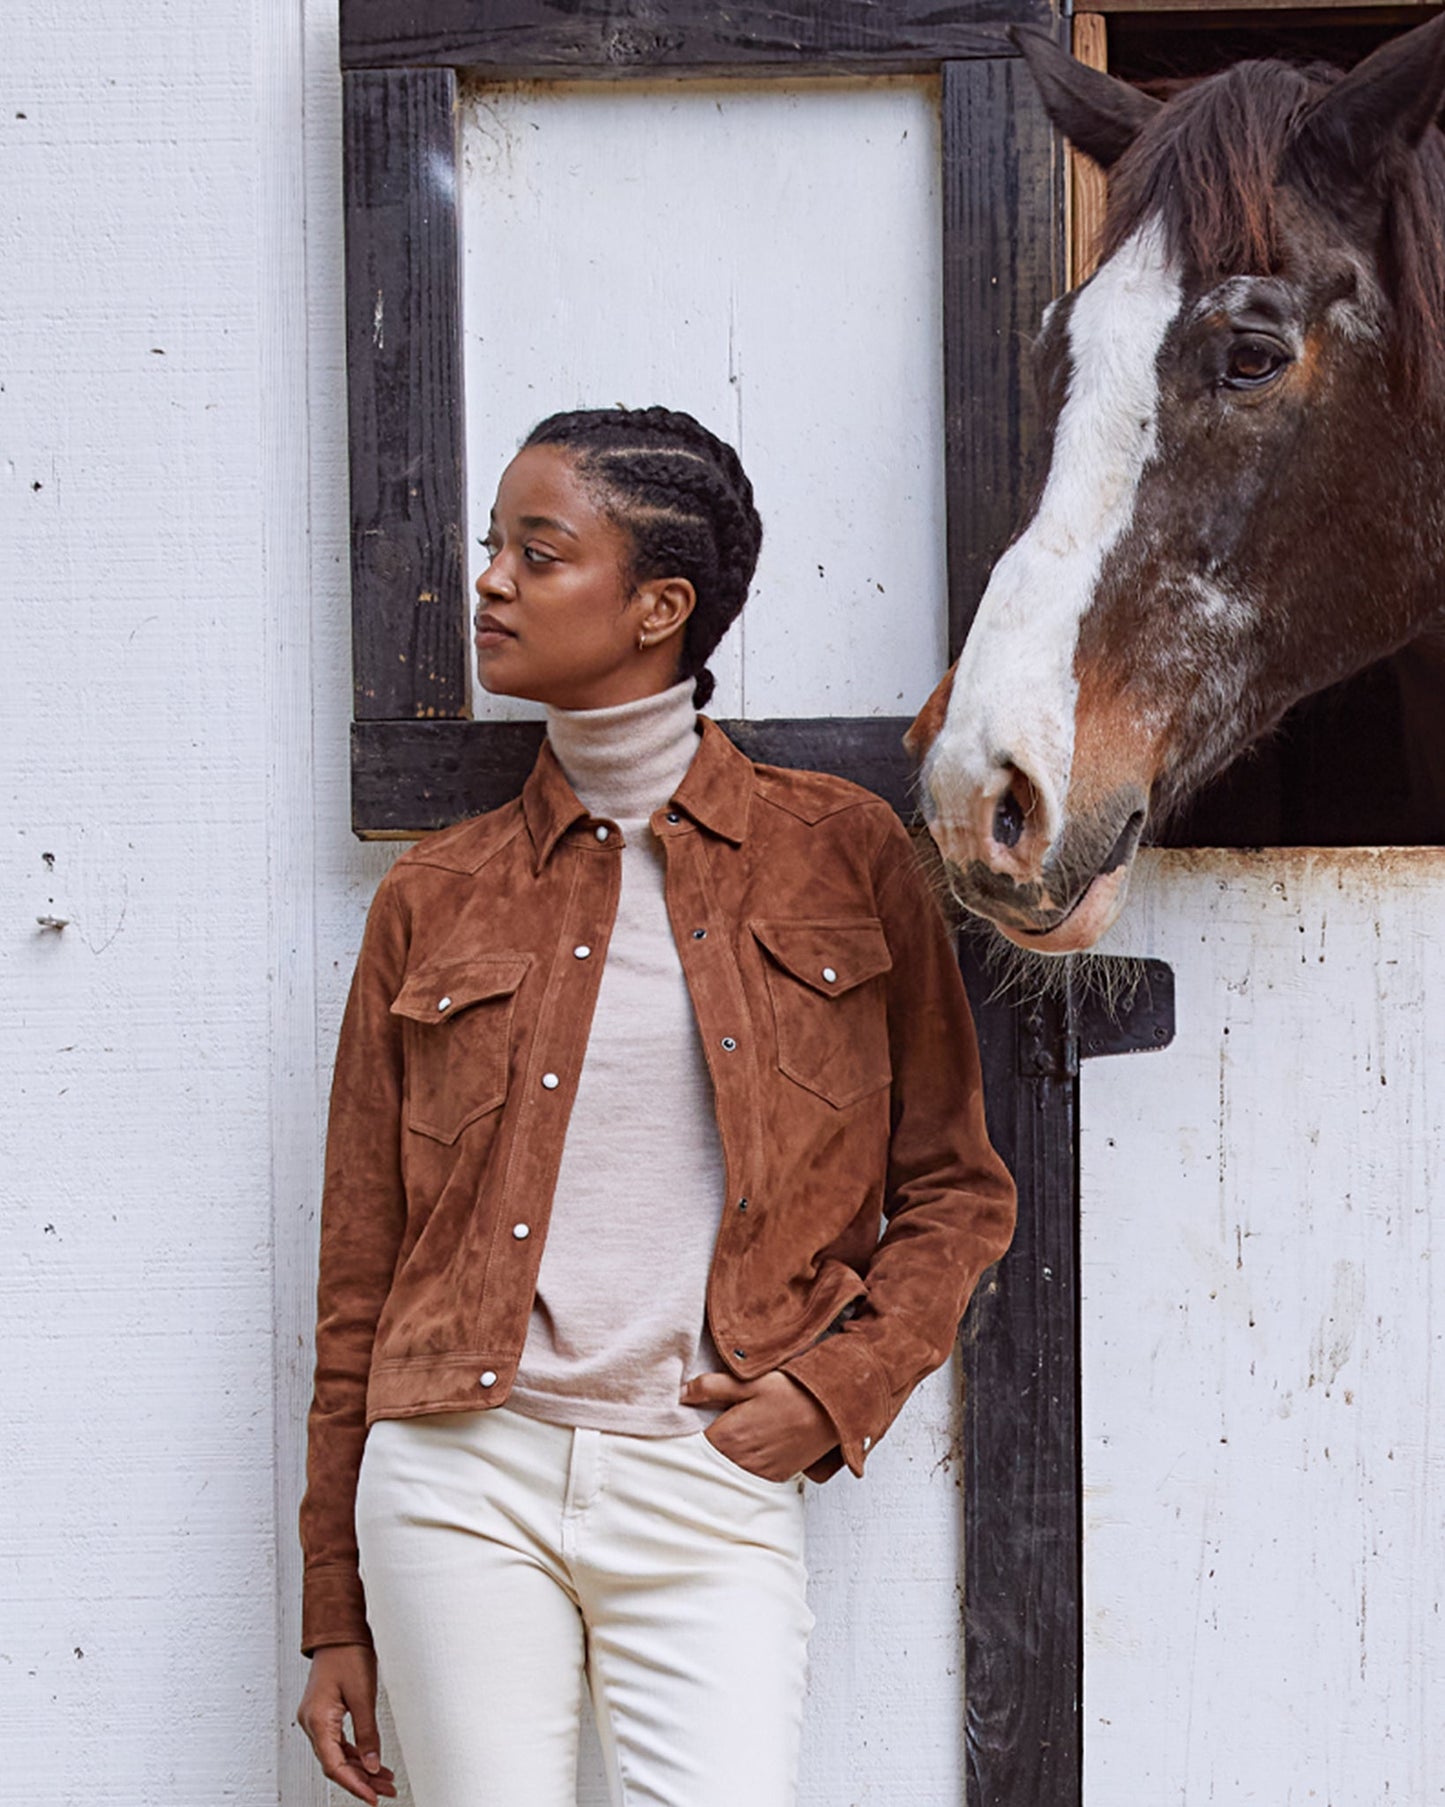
[
  {"xmin": 944, "ymin": 804, "xmax": 1144, "ymax": 954},
  {"xmin": 1004, "ymin": 865, "xmax": 1132, "ymax": 953}
]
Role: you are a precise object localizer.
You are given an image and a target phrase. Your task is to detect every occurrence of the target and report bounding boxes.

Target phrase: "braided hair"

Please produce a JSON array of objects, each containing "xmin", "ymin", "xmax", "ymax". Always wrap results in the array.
[{"xmin": 522, "ymin": 406, "xmax": 763, "ymax": 709}]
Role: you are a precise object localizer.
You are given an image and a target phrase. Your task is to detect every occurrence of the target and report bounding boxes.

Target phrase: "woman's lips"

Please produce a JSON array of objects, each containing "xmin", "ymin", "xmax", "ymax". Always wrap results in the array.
[{"xmin": 474, "ymin": 616, "xmax": 514, "ymax": 650}]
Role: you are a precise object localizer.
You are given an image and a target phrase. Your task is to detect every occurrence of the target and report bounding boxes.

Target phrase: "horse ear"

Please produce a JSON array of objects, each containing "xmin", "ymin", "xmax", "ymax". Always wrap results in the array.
[
  {"xmin": 1292, "ymin": 12, "xmax": 1445, "ymax": 183},
  {"xmin": 1008, "ymin": 25, "xmax": 1162, "ymax": 172}
]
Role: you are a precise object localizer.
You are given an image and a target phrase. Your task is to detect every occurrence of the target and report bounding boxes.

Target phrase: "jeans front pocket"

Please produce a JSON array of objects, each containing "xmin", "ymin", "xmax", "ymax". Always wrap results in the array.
[{"xmin": 698, "ymin": 1428, "xmax": 799, "ymax": 1492}]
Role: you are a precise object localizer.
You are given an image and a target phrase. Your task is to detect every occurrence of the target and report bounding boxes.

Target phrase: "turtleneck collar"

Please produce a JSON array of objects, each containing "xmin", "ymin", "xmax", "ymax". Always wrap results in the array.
[{"xmin": 545, "ymin": 679, "xmax": 700, "ymax": 823}]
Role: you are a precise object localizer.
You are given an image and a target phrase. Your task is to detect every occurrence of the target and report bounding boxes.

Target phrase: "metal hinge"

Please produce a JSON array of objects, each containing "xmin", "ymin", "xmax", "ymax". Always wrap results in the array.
[{"xmin": 1019, "ymin": 958, "xmax": 1176, "ymax": 1078}]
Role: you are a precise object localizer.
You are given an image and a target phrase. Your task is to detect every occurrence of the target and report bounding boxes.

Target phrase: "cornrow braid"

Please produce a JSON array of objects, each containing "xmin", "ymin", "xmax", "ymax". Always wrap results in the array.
[{"xmin": 523, "ymin": 406, "xmax": 763, "ymax": 709}]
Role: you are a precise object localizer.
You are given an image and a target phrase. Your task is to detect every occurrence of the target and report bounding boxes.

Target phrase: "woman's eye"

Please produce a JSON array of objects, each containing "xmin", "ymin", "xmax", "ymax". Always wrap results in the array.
[
  {"xmin": 1221, "ymin": 336, "xmax": 1290, "ymax": 390},
  {"xmin": 523, "ymin": 546, "xmax": 556, "ymax": 565}
]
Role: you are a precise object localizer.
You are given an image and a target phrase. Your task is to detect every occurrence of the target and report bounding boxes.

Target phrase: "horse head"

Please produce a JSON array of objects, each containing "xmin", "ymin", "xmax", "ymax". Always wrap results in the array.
[{"xmin": 910, "ymin": 15, "xmax": 1445, "ymax": 952}]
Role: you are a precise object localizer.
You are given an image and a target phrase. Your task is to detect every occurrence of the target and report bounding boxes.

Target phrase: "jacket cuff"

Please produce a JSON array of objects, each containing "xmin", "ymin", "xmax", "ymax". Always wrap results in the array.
[
  {"xmin": 301, "ymin": 1562, "xmax": 373, "ymax": 1657},
  {"xmin": 783, "ymin": 1334, "xmax": 892, "ymax": 1478}
]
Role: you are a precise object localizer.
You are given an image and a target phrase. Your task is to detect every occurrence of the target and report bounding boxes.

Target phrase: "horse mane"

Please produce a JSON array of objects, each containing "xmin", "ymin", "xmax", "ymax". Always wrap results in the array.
[{"xmin": 1100, "ymin": 60, "xmax": 1445, "ymax": 394}]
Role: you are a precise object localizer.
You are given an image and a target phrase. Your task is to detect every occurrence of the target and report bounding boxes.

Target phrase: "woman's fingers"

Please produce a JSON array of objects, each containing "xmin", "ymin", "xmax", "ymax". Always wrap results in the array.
[
  {"xmin": 341, "ymin": 1741, "xmax": 399, "ymax": 1798},
  {"xmin": 680, "ymin": 1372, "xmax": 755, "ymax": 1406},
  {"xmin": 345, "ymin": 1686, "xmax": 385, "ymax": 1780},
  {"xmin": 702, "ymin": 1371, "xmax": 839, "ymax": 1479},
  {"xmin": 305, "ymin": 1710, "xmax": 382, "ymax": 1804},
  {"xmin": 298, "ymin": 1644, "xmax": 395, "ymax": 1805}
]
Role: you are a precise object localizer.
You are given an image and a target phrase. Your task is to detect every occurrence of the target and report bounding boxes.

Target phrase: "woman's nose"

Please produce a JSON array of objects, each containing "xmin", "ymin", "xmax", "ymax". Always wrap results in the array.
[{"xmin": 475, "ymin": 558, "xmax": 515, "ymax": 600}]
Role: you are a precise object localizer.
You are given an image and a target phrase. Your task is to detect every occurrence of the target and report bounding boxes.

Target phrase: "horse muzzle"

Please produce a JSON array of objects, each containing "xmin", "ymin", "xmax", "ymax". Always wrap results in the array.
[{"xmin": 929, "ymin": 788, "xmax": 1148, "ymax": 954}]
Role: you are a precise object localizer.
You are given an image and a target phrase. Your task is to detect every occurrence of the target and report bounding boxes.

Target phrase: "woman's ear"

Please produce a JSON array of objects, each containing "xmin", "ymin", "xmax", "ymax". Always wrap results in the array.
[{"xmin": 636, "ymin": 576, "xmax": 697, "ymax": 647}]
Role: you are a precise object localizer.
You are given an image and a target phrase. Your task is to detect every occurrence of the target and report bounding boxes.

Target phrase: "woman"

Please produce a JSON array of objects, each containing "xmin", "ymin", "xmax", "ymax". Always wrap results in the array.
[{"xmin": 297, "ymin": 406, "xmax": 1015, "ymax": 1807}]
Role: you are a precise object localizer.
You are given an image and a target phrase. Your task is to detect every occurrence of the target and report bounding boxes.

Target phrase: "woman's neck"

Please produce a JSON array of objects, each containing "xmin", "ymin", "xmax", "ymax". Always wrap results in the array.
[{"xmin": 545, "ymin": 679, "xmax": 700, "ymax": 822}]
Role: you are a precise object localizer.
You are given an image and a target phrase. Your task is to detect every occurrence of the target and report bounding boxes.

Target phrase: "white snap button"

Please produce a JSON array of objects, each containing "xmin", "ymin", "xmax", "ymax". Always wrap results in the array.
[
  {"xmin": 542, "ymin": 1072, "xmax": 560, "ymax": 1090},
  {"xmin": 437, "ymin": 995, "xmax": 452, "ymax": 1011},
  {"xmin": 512, "ymin": 1223, "xmax": 529, "ymax": 1240},
  {"xmin": 665, "ymin": 811, "xmax": 680, "ymax": 824},
  {"xmin": 720, "ymin": 1037, "xmax": 737, "ymax": 1052},
  {"xmin": 822, "ymin": 968, "xmax": 837, "ymax": 984},
  {"xmin": 574, "ymin": 945, "xmax": 591, "ymax": 959},
  {"xmin": 479, "ymin": 1371, "xmax": 497, "ymax": 1389},
  {"xmin": 595, "ymin": 825, "xmax": 610, "ymax": 842}
]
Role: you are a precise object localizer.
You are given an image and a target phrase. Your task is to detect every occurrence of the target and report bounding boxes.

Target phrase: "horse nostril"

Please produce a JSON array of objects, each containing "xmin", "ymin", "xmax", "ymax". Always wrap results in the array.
[{"xmin": 993, "ymin": 790, "xmax": 1026, "ymax": 849}]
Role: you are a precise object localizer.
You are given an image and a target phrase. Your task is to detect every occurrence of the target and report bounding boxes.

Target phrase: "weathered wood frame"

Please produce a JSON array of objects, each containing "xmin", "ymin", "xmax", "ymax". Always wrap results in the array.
[{"xmin": 340, "ymin": 3, "xmax": 1072, "ymax": 1801}]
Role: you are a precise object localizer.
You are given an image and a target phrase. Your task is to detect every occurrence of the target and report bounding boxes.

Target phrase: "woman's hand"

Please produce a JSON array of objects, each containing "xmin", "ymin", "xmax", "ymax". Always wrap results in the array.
[
  {"xmin": 297, "ymin": 1643, "xmax": 398, "ymax": 1803},
  {"xmin": 682, "ymin": 1370, "xmax": 838, "ymax": 1481}
]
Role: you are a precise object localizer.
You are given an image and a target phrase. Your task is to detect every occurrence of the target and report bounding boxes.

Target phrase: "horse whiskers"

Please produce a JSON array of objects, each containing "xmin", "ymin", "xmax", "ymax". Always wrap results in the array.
[
  {"xmin": 908, "ymin": 824, "xmax": 1154, "ymax": 1022},
  {"xmin": 965, "ymin": 918, "xmax": 1152, "ymax": 1020},
  {"xmin": 1072, "ymin": 951, "xmax": 1152, "ymax": 1021}
]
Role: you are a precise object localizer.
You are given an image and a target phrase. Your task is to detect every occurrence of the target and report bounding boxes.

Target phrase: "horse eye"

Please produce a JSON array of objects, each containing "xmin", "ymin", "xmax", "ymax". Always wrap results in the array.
[{"xmin": 1222, "ymin": 336, "xmax": 1290, "ymax": 390}]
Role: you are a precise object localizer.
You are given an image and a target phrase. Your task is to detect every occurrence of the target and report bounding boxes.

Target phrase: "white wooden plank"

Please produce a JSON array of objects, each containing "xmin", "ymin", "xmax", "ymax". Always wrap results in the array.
[
  {"xmin": 460, "ymin": 78, "xmax": 947, "ymax": 723},
  {"xmin": 0, "ymin": 7, "xmax": 281, "ymax": 1799},
  {"xmin": 1081, "ymin": 849, "xmax": 1445, "ymax": 1804},
  {"xmin": 799, "ymin": 1358, "xmax": 967, "ymax": 1804},
  {"xmin": 258, "ymin": 0, "xmax": 335, "ymax": 1800}
]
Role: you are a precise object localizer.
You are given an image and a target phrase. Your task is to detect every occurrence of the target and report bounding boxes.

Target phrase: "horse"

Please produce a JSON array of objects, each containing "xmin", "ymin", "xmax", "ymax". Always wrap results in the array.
[{"xmin": 907, "ymin": 15, "xmax": 1445, "ymax": 953}]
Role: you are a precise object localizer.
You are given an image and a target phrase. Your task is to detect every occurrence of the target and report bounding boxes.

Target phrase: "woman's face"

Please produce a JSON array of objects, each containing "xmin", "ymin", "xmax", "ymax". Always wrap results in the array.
[{"xmin": 474, "ymin": 443, "xmax": 693, "ymax": 711}]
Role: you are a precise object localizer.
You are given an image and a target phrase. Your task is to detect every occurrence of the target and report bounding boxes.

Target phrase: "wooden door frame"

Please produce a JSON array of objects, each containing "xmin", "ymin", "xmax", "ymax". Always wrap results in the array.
[{"xmin": 339, "ymin": 4, "xmax": 1075, "ymax": 1801}]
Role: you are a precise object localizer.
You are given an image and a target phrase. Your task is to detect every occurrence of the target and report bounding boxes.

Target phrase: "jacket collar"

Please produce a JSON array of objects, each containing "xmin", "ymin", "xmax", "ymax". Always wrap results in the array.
[
  {"xmin": 522, "ymin": 715, "xmax": 753, "ymax": 869},
  {"xmin": 675, "ymin": 718, "xmax": 754, "ymax": 844}
]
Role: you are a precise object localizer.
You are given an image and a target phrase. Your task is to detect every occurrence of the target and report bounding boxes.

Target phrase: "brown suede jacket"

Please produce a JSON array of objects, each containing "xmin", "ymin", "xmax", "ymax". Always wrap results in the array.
[{"xmin": 300, "ymin": 720, "xmax": 1015, "ymax": 1653}]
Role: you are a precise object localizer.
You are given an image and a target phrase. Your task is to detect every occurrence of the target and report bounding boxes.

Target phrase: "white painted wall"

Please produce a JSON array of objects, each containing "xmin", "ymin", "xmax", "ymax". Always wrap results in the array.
[
  {"xmin": 1082, "ymin": 849, "xmax": 1445, "ymax": 1804},
  {"xmin": 1, "ymin": 3, "xmax": 380, "ymax": 1802},
  {"xmin": 461, "ymin": 77, "xmax": 948, "ymax": 723},
  {"xmin": 2, "ymin": 20, "xmax": 960, "ymax": 1804}
]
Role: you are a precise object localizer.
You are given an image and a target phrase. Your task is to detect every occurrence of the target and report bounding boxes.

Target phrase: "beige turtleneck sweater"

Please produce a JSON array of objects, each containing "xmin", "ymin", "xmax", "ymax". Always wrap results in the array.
[{"xmin": 508, "ymin": 680, "xmax": 727, "ymax": 1435}]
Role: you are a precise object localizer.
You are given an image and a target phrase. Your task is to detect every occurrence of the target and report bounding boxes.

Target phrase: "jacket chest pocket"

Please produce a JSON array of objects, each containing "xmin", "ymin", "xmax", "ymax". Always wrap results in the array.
[
  {"xmin": 751, "ymin": 919, "xmax": 893, "ymax": 1109},
  {"xmin": 390, "ymin": 956, "xmax": 532, "ymax": 1144}
]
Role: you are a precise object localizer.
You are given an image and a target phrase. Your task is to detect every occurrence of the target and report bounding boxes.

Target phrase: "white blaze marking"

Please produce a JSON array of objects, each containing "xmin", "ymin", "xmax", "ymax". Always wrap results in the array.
[{"xmin": 925, "ymin": 220, "xmax": 1182, "ymax": 846}]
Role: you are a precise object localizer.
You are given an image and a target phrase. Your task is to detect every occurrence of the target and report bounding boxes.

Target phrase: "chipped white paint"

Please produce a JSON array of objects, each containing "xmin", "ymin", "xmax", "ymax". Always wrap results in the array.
[
  {"xmin": 923, "ymin": 221, "xmax": 1180, "ymax": 849},
  {"xmin": 459, "ymin": 78, "xmax": 948, "ymax": 723},
  {"xmin": 1082, "ymin": 848, "xmax": 1445, "ymax": 1803}
]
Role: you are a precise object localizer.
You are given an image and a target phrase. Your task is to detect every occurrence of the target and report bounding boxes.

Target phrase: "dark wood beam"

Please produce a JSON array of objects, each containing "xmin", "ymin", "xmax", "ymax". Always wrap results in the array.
[
  {"xmin": 942, "ymin": 52, "xmax": 1065, "ymax": 658},
  {"xmin": 345, "ymin": 67, "xmax": 470, "ymax": 721},
  {"xmin": 340, "ymin": 0, "xmax": 1050, "ymax": 74},
  {"xmin": 943, "ymin": 52, "xmax": 1078, "ymax": 1807},
  {"xmin": 351, "ymin": 716, "xmax": 918, "ymax": 835}
]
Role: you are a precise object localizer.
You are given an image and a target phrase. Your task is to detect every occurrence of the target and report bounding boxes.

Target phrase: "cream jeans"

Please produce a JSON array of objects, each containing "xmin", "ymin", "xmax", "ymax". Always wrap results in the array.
[{"xmin": 355, "ymin": 1406, "xmax": 813, "ymax": 1807}]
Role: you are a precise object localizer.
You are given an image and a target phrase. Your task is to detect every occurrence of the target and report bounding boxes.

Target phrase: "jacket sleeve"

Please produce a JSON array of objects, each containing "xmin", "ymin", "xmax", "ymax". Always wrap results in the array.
[
  {"xmin": 298, "ymin": 869, "xmax": 410, "ymax": 1653},
  {"xmin": 783, "ymin": 816, "xmax": 1016, "ymax": 1477}
]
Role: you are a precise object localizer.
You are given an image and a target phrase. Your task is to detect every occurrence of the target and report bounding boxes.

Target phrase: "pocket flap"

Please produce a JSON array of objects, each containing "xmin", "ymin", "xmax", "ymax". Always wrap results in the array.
[
  {"xmin": 750, "ymin": 919, "xmax": 892, "ymax": 997},
  {"xmin": 390, "ymin": 956, "xmax": 531, "ymax": 1024}
]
